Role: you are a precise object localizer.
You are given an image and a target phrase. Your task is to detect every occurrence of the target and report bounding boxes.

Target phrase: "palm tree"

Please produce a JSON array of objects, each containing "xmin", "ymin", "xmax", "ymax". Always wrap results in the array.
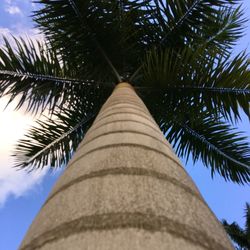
[
  {"xmin": 222, "ymin": 203, "xmax": 250, "ymax": 250},
  {"xmin": 0, "ymin": 0, "xmax": 249, "ymax": 249}
]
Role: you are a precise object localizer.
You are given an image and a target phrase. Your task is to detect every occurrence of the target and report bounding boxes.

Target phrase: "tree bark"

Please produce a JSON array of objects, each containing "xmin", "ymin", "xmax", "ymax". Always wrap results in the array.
[{"xmin": 19, "ymin": 82, "xmax": 233, "ymax": 250}]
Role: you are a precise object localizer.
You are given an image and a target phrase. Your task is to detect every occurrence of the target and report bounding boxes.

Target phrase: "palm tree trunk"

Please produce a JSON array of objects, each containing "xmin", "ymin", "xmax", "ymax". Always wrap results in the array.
[{"xmin": 20, "ymin": 82, "xmax": 233, "ymax": 250}]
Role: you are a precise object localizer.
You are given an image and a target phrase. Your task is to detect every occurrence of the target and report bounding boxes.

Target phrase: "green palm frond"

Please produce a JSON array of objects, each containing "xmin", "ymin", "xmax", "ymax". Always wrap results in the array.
[
  {"xmin": 157, "ymin": 109, "xmax": 250, "ymax": 184},
  {"xmin": 13, "ymin": 104, "xmax": 97, "ymax": 170},
  {"xmin": 34, "ymin": 1, "xmax": 245, "ymax": 82},
  {"xmin": 130, "ymin": 2, "xmax": 245, "ymax": 81},
  {"xmin": 142, "ymin": 47, "xmax": 250, "ymax": 122},
  {"xmin": 158, "ymin": 0, "xmax": 242, "ymax": 48},
  {"xmin": 12, "ymin": 78, "xmax": 111, "ymax": 170},
  {"xmin": 66, "ymin": 0, "xmax": 121, "ymax": 81},
  {"xmin": 0, "ymin": 37, "xmax": 93, "ymax": 113},
  {"xmin": 222, "ymin": 203, "xmax": 250, "ymax": 249},
  {"xmin": 223, "ymin": 220, "xmax": 248, "ymax": 249},
  {"xmin": 197, "ymin": 6, "xmax": 245, "ymax": 57},
  {"xmin": 245, "ymin": 203, "xmax": 250, "ymax": 236},
  {"xmin": 33, "ymin": 0, "xmax": 159, "ymax": 81}
]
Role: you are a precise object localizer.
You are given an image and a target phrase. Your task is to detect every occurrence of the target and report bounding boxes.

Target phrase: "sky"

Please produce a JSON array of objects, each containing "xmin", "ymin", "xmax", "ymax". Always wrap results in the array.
[{"xmin": 0, "ymin": 1, "xmax": 249, "ymax": 249}]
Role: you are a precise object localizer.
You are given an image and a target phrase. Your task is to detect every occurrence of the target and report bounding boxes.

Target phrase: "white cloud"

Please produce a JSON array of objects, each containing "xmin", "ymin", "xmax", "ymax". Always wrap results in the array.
[
  {"xmin": 0, "ymin": 25, "xmax": 44, "ymax": 46},
  {"xmin": 4, "ymin": 0, "xmax": 12, "ymax": 4},
  {"xmin": 0, "ymin": 98, "xmax": 48, "ymax": 208},
  {"xmin": 0, "ymin": 27, "xmax": 12, "ymax": 37},
  {"xmin": 1, "ymin": 0, "xmax": 43, "ymax": 44},
  {"xmin": 5, "ymin": 5, "xmax": 22, "ymax": 15},
  {"xmin": 12, "ymin": 25, "xmax": 44, "ymax": 41},
  {"xmin": 0, "ymin": 164, "xmax": 47, "ymax": 207}
]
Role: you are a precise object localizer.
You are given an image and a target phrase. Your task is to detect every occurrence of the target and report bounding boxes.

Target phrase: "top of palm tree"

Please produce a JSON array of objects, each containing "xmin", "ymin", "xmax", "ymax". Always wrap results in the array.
[
  {"xmin": 222, "ymin": 203, "xmax": 250, "ymax": 249},
  {"xmin": 0, "ymin": 0, "xmax": 250, "ymax": 184}
]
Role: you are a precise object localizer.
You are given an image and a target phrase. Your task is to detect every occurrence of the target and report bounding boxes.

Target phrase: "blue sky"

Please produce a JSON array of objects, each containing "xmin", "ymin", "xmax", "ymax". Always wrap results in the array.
[{"xmin": 0, "ymin": 1, "xmax": 250, "ymax": 249}]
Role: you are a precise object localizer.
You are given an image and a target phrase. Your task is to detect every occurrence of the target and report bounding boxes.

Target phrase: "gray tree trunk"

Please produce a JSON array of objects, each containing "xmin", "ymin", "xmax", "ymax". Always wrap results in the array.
[{"xmin": 20, "ymin": 82, "xmax": 233, "ymax": 250}]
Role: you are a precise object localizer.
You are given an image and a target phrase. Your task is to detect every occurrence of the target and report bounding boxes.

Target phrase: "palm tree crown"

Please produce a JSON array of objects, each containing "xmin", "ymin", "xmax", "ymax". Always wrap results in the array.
[
  {"xmin": 222, "ymin": 203, "xmax": 250, "ymax": 250},
  {"xmin": 0, "ymin": 0, "xmax": 249, "ymax": 184}
]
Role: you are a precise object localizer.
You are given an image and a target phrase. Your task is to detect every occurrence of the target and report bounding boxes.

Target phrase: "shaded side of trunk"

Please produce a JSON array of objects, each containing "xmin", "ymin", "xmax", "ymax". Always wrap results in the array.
[{"xmin": 20, "ymin": 82, "xmax": 233, "ymax": 250}]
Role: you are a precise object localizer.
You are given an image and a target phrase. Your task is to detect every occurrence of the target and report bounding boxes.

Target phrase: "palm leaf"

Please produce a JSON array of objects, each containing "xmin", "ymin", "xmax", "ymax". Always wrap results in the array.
[
  {"xmin": 142, "ymin": 47, "xmax": 250, "ymax": 122},
  {"xmin": 222, "ymin": 217, "xmax": 250, "ymax": 249},
  {"xmin": 0, "ymin": 37, "xmax": 94, "ymax": 113},
  {"xmin": 222, "ymin": 203, "xmax": 250, "ymax": 249},
  {"xmin": 130, "ymin": 2, "xmax": 245, "ymax": 81},
  {"xmin": 196, "ymin": 6, "xmax": 245, "ymax": 57},
  {"xmin": 33, "ymin": 0, "xmax": 160, "ymax": 82},
  {"xmin": 13, "ymin": 105, "xmax": 97, "ymax": 170},
  {"xmin": 158, "ymin": 0, "xmax": 242, "ymax": 49},
  {"xmin": 163, "ymin": 112, "xmax": 250, "ymax": 184},
  {"xmin": 245, "ymin": 203, "xmax": 250, "ymax": 237}
]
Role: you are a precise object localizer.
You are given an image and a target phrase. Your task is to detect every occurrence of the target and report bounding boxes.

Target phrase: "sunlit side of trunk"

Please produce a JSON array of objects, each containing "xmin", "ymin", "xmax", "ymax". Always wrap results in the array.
[{"xmin": 20, "ymin": 82, "xmax": 233, "ymax": 250}]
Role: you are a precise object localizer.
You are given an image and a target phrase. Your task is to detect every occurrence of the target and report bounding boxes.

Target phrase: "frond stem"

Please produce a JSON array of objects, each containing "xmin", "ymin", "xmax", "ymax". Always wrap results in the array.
[
  {"xmin": 160, "ymin": 0, "xmax": 202, "ymax": 45},
  {"xmin": 135, "ymin": 85, "xmax": 250, "ymax": 95},
  {"xmin": 0, "ymin": 70, "xmax": 86, "ymax": 85}
]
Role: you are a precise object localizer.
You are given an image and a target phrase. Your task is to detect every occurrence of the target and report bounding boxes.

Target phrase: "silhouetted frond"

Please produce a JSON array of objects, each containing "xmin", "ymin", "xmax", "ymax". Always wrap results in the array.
[
  {"xmin": 33, "ymin": 0, "xmax": 160, "ymax": 81},
  {"xmin": 158, "ymin": 110, "xmax": 250, "ymax": 184},
  {"xmin": 142, "ymin": 47, "xmax": 250, "ymax": 122},
  {"xmin": 222, "ymin": 203, "xmax": 250, "ymax": 249},
  {"xmin": 0, "ymin": 37, "xmax": 96, "ymax": 113},
  {"xmin": 13, "ymin": 104, "xmax": 97, "ymax": 170}
]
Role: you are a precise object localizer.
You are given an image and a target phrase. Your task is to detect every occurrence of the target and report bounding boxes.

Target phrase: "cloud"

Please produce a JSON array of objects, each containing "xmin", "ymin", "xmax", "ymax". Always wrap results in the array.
[
  {"xmin": 0, "ymin": 164, "xmax": 48, "ymax": 207},
  {"xmin": 0, "ymin": 27, "xmax": 12, "ymax": 37},
  {"xmin": 5, "ymin": 5, "xmax": 22, "ymax": 15},
  {"xmin": 4, "ymin": 0, "xmax": 12, "ymax": 4},
  {"xmin": 0, "ymin": 25, "xmax": 44, "ymax": 46},
  {"xmin": 4, "ymin": 0, "xmax": 23, "ymax": 15},
  {"xmin": 0, "ymin": 98, "xmax": 48, "ymax": 208},
  {"xmin": 1, "ymin": 0, "xmax": 43, "ymax": 45}
]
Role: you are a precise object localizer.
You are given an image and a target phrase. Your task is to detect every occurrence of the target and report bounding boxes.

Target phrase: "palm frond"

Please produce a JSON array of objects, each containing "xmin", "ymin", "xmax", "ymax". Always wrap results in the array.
[
  {"xmin": 136, "ymin": 85, "xmax": 250, "ymax": 95},
  {"xmin": 130, "ymin": 2, "xmax": 245, "ymax": 81},
  {"xmin": 197, "ymin": 6, "xmax": 245, "ymax": 57},
  {"xmin": 222, "ymin": 203, "xmax": 250, "ymax": 249},
  {"xmin": 0, "ymin": 70, "xmax": 82, "ymax": 85},
  {"xmin": 158, "ymin": 0, "xmax": 242, "ymax": 49},
  {"xmin": 157, "ymin": 109, "xmax": 250, "ymax": 184},
  {"xmin": 13, "ymin": 105, "xmax": 97, "ymax": 171},
  {"xmin": 222, "ymin": 219, "xmax": 249, "ymax": 249},
  {"xmin": 245, "ymin": 203, "xmax": 250, "ymax": 236},
  {"xmin": 142, "ymin": 47, "xmax": 250, "ymax": 122},
  {"xmin": 33, "ymin": 0, "xmax": 160, "ymax": 82},
  {"xmin": 0, "ymin": 36, "xmax": 93, "ymax": 113}
]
